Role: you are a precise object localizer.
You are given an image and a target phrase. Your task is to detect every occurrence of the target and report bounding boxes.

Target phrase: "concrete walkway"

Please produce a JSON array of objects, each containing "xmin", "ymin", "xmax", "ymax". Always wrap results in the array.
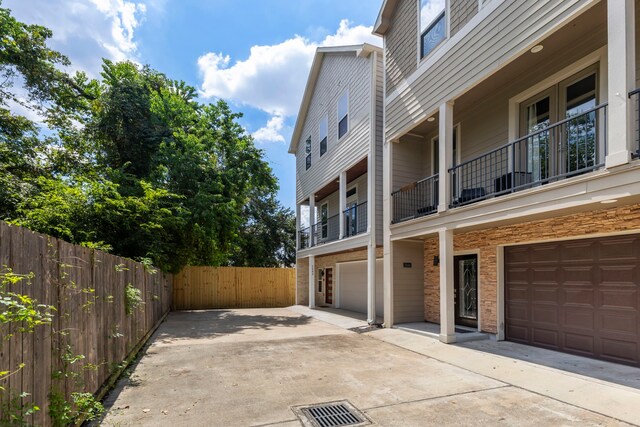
[{"xmin": 99, "ymin": 307, "xmax": 640, "ymax": 426}]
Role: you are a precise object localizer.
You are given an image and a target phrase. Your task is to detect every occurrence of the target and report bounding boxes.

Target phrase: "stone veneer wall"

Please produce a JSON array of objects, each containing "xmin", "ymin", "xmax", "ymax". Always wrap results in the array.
[
  {"xmin": 296, "ymin": 257, "xmax": 309, "ymax": 305},
  {"xmin": 424, "ymin": 203, "xmax": 640, "ymax": 334}
]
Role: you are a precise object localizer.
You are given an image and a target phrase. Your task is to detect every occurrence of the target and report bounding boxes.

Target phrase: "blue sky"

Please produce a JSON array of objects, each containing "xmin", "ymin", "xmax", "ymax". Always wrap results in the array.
[{"xmin": 6, "ymin": 0, "xmax": 383, "ymax": 210}]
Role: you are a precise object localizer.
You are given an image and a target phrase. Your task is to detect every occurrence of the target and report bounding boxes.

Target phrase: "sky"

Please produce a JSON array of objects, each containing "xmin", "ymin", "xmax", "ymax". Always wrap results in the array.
[{"xmin": 6, "ymin": 0, "xmax": 384, "ymax": 210}]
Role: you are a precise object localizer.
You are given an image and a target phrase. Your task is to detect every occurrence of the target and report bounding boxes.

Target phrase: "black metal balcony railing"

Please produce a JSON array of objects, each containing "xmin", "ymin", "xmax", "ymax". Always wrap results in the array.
[
  {"xmin": 311, "ymin": 213, "xmax": 340, "ymax": 247},
  {"xmin": 298, "ymin": 227, "xmax": 310, "ymax": 250},
  {"xmin": 391, "ymin": 174, "xmax": 439, "ymax": 224},
  {"xmin": 449, "ymin": 103, "xmax": 607, "ymax": 207},
  {"xmin": 629, "ymin": 88, "xmax": 640, "ymax": 159},
  {"xmin": 344, "ymin": 201, "xmax": 367, "ymax": 238}
]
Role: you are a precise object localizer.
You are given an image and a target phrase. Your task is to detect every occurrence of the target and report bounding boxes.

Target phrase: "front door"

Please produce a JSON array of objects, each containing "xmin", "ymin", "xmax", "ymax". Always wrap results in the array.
[
  {"xmin": 325, "ymin": 268, "xmax": 333, "ymax": 305},
  {"xmin": 454, "ymin": 255, "xmax": 478, "ymax": 328}
]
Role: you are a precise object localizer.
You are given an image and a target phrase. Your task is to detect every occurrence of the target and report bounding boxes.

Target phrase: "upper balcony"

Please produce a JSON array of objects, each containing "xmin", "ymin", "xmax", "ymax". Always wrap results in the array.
[
  {"xmin": 297, "ymin": 158, "xmax": 371, "ymax": 253},
  {"xmin": 389, "ymin": 1, "xmax": 640, "ymax": 228}
]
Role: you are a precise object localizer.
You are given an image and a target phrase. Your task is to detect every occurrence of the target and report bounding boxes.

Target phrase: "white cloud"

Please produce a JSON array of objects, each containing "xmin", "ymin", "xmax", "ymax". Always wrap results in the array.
[
  {"xmin": 198, "ymin": 19, "xmax": 382, "ymax": 143},
  {"xmin": 253, "ymin": 115, "xmax": 286, "ymax": 143},
  {"xmin": 4, "ymin": 0, "xmax": 152, "ymax": 75}
]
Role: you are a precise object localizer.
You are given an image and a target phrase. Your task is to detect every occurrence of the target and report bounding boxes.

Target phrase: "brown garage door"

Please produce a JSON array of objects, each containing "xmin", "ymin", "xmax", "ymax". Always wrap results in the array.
[{"xmin": 505, "ymin": 234, "xmax": 640, "ymax": 367}]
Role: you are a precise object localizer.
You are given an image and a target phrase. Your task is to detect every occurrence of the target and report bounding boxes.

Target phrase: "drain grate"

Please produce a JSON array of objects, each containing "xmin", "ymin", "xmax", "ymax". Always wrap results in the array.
[{"xmin": 293, "ymin": 400, "xmax": 370, "ymax": 427}]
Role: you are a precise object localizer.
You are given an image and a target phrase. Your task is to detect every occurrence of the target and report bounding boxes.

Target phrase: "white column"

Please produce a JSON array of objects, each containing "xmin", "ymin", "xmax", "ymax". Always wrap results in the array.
[
  {"xmin": 606, "ymin": 0, "xmax": 635, "ymax": 168},
  {"xmin": 438, "ymin": 101, "xmax": 454, "ymax": 213},
  {"xmin": 308, "ymin": 255, "xmax": 316, "ymax": 308},
  {"xmin": 339, "ymin": 172, "xmax": 347, "ymax": 239},
  {"xmin": 383, "ymin": 139, "xmax": 394, "ymax": 327},
  {"xmin": 295, "ymin": 204, "xmax": 301, "ymax": 250},
  {"xmin": 367, "ymin": 243, "xmax": 376, "ymax": 324},
  {"xmin": 309, "ymin": 194, "xmax": 315, "ymax": 247},
  {"xmin": 439, "ymin": 228, "xmax": 456, "ymax": 343}
]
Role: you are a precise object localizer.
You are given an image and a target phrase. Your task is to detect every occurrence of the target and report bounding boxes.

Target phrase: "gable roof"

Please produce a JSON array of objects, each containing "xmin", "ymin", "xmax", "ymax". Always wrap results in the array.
[
  {"xmin": 373, "ymin": 0, "xmax": 401, "ymax": 36},
  {"xmin": 288, "ymin": 43, "xmax": 382, "ymax": 154}
]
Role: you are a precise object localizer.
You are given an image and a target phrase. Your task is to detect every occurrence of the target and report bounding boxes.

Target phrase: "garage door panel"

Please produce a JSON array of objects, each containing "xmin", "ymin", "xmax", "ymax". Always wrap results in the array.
[
  {"xmin": 564, "ymin": 333, "xmax": 594, "ymax": 354},
  {"xmin": 530, "ymin": 245, "xmax": 561, "ymax": 263},
  {"xmin": 600, "ymin": 313, "xmax": 638, "ymax": 335},
  {"xmin": 600, "ymin": 265, "xmax": 636, "ymax": 283},
  {"xmin": 338, "ymin": 259, "xmax": 383, "ymax": 317},
  {"xmin": 564, "ymin": 309, "xmax": 594, "ymax": 330},
  {"xmin": 530, "ymin": 267, "xmax": 560, "ymax": 284},
  {"xmin": 600, "ymin": 338, "xmax": 638, "ymax": 364},
  {"xmin": 563, "ymin": 287, "xmax": 594, "ymax": 306},
  {"xmin": 599, "ymin": 238, "xmax": 638, "ymax": 261},
  {"xmin": 532, "ymin": 287, "xmax": 559, "ymax": 303},
  {"xmin": 506, "ymin": 234, "xmax": 640, "ymax": 367},
  {"xmin": 532, "ymin": 305, "xmax": 558, "ymax": 325},
  {"xmin": 562, "ymin": 241, "xmax": 596, "ymax": 263},
  {"xmin": 600, "ymin": 288, "xmax": 637, "ymax": 309},
  {"xmin": 531, "ymin": 328, "xmax": 559, "ymax": 347},
  {"xmin": 562, "ymin": 266, "xmax": 594, "ymax": 284}
]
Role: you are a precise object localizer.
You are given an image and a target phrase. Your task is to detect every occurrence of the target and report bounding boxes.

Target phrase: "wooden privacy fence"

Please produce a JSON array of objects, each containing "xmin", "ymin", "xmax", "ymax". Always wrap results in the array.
[
  {"xmin": 173, "ymin": 266, "xmax": 296, "ymax": 310},
  {"xmin": 0, "ymin": 221, "xmax": 172, "ymax": 426}
]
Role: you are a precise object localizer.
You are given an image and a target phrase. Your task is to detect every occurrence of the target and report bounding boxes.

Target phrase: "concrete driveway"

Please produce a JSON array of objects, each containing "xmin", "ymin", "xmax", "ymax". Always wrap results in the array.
[{"xmin": 99, "ymin": 308, "xmax": 640, "ymax": 426}]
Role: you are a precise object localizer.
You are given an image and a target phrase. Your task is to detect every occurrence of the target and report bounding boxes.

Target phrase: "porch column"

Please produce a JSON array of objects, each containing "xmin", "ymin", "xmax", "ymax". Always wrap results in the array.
[
  {"xmin": 439, "ymin": 228, "xmax": 456, "ymax": 343},
  {"xmin": 606, "ymin": 0, "xmax": 635, "ymax": 168},
  {"xmin": 308, "ymin": 255, "xmax": 316, "ymax": 308},
  {"xmin": 309, "ymin": 193, "xmax": 316, "ymax": 246},
  {"xmin": 438, "ymin": 101, "xmax": 454, "ymax": 212},
  {"xmin": 367, "ymin": 243, "xmax": 376, "ymax": 324},
  {"xmin": 295, "ymin": 203, "xmax": 301, "ymax": 250},
  {"xmin": 339, "ymin": 171, "xmax": 347, "ymax": 239},
  {"xmin": 383, "ymin": 138, "xmax": 394, "ymax": 327}
]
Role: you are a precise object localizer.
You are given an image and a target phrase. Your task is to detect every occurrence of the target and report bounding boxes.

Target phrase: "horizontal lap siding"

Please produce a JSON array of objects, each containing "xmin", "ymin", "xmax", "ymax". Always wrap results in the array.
[
  {"xmin": 386, "ymin": 0, "xmax": 593, "ymax": 139},
  {"xmin": 393, "ymin": 241, "xmax": 425, "ymax": 323},
  {"xmin": 296, "ymin": 53, "xmax": 372, "ymax": 203},
  {"xmin": 385, "ymin": 0, "xmax": 418, "ymax": 95}
]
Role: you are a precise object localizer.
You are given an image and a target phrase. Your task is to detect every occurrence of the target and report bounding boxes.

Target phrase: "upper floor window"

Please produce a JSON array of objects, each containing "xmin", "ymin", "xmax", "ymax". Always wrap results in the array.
[
  {"xmin": 305, "ymin": 136, "xmax": 311, "ymax": 170},
  {"xmin": 338, "ymin": 90, "xmax": 348, "ymax": 139},
  {"xmin": 319, "ymin": 115, "xmax": 328, "ymax": 156},
  {"xmin": 420, "ymin": 0, "xmax": 446, "ymax": 58}
]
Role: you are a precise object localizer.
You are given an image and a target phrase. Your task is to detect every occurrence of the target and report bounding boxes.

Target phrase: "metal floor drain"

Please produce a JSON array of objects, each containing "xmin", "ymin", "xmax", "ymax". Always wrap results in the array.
[{"xmin": 292, "ymin": 400, "xmax": 370, "ymax": 427}]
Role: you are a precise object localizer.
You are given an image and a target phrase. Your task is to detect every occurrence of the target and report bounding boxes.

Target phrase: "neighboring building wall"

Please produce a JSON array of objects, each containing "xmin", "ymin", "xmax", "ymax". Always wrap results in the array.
[
  {"xmin": 423, "ymin": 203, "xmax": 640, "ymax": 334},
  {"xmin": 296, "ymin": 257, "xmax": 309, "ymax": 305},
  {"xmin": 296, "ymin": 53, "xmax": 373, "ymax": 203},
  {"xmin": 385, "ymin": 0, "xmax": 596, "ymax": 139},
  {"xmin": 393, "ymin": 240, "xmax": 425, "ymax": 323},
  {"xmin": 450, "ymin": 0, "xmax": 477, "ymax": 36},
  {"xmin": 385, "ymin": 0, "xmax": 417, "ymax": 95}
]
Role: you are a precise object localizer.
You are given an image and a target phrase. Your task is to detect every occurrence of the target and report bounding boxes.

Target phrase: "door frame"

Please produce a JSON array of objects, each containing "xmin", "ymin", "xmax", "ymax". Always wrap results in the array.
[{"xmin": 453, "ymin": 250, "xmax": 480, "ymax": 330}]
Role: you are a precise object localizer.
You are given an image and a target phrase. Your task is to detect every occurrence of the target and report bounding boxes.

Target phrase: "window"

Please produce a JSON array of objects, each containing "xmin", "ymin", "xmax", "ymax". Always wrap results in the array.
[
  {"xmin": 420, "ymin": 0, "xmax": 446, "ymax": 58},
  {"xmin": 320, "ymin": 203, "xmax": 328, "ymax": 239},
  {"xmin": 338, "ymin": 90, "xmax": 348, "ymax": 139},
  {"xmin": 519, "ymin": 67, "xmax": 598, "ymax": 181},
  {"xmin": 305, "ymin": 136, "xmax": 311, "ymax": 170},
  {"xmin": 319, "ymin": 115, "xmax": 328, "ymax": 156}
]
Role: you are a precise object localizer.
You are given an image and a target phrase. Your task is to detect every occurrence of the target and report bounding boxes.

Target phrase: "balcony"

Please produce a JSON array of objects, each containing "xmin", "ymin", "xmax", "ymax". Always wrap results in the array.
[
  {"xmin": 298, "ymin": 203, "xmax": 368, "ymax": 250},
  {"xmin": 392, "ymin": 174, "xmax": 438, "ymax": 224},
  {"xmin": 391, "ymin": 104, "xmax": 609, "ymax": 224}
]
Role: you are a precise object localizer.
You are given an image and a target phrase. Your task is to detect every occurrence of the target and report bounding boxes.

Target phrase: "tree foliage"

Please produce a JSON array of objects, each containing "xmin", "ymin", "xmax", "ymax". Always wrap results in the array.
[{"xmin": 0, "ymin": 4, "xmax": 295, "ymax": 272}]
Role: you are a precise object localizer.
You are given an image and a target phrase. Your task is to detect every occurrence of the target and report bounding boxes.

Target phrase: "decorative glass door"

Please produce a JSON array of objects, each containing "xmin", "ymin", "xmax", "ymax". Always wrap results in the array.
[{"xmin": 454, "ymin": 254, "xmax": 478, "ymax": 328}]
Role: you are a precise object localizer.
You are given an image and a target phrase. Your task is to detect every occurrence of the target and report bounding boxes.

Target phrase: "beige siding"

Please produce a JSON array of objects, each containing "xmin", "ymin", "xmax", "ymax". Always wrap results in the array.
[
  {"xmin": 296, "ymin": 53, "xmax": 372, "ymax": 203},
  {"xmin": 385, "ymin": 0, "xmax": 418, "ymax": 95},
  {"xmin": 393, "ymin": 240, "xmax": 425, "ymax": 323},
  {"xmin": 451, "ymin": 0, "xmax": 478, "ymax": 36},
  {"xmin": 392, "ymin": 136, "xmax": 432, "ymax": 192},
  {"xmin": 386, "ymin": 0, "xmax": 596, "ymax": 139}
]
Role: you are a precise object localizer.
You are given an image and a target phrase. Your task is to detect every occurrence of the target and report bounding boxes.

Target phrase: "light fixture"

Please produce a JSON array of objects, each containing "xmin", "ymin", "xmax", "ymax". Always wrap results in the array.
[
  {"xmin": 433, "ymin": 255, "xmax": 440, "ymax": 266},
  {"xmin": 530, "ymin": 45, "xmax": 544, "ymax": 54},
  {"xmin": 601, "ymin": 199, "xmax": 618, "ymax": 204},
  {"xmin": 427, "ymin": 117, "xmax": 435, "ymax": 122}
]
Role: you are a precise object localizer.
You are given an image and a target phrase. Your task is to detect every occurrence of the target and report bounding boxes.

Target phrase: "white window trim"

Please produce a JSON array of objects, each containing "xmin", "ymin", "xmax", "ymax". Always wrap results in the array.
[
  {"xmin": 337, "ymin": 89, "xmax": 349, "ymax": 140},
  {"xmin": 507, "ymin": 47, "xmax": 607, "ymax": 142},
  {"xmin": 416, "ymin": 0, "xmax": 449, "ymax": 65},
  {"xmin": 320, "ymin": 201, "xmax": 329, "ymax": 239}
]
